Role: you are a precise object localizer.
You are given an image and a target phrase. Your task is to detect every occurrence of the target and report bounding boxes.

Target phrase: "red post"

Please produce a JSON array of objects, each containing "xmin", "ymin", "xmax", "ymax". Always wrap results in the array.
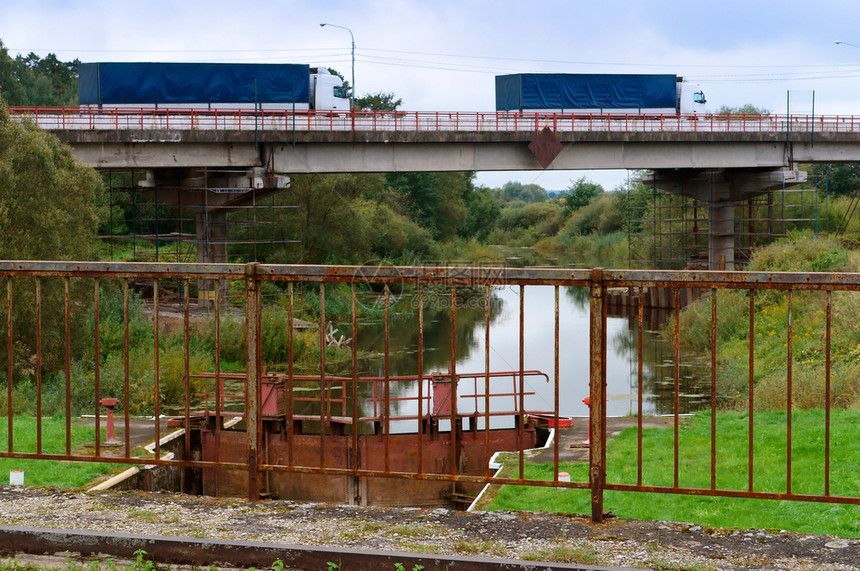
[
  {"xmin": 582, "ymin": 397, "xmax": 591, "ymax": 444},
  {"xmin": 99, "ymin": 398, "xmax": 120, "ymax": 444}
]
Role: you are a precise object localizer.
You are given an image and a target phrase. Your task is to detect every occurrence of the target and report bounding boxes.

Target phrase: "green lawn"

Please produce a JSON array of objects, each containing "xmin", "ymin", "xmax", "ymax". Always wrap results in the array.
[
  {"xmin": 489, "ymin": 410, "xmax": 860, "ymax": 537},
  {"xmin": 0, "ymin": 417, "xmax": 122, "ymax": 488}
]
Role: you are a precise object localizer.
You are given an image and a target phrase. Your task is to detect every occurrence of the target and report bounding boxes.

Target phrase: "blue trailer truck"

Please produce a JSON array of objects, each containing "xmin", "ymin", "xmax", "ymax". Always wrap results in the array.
[
  {"xmin": 495, "ymin": 73, "xmax": 706, "ymax": 114},
  {"xmin": 78, "ymin": 62, "xmax": 351, "ymax": 111}
]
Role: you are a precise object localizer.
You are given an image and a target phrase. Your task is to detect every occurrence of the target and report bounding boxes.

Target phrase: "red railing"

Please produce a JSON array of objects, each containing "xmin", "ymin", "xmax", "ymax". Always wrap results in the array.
[{"xmin": 8, "ymin": 106, "xmax": 860, "ymax": 134}]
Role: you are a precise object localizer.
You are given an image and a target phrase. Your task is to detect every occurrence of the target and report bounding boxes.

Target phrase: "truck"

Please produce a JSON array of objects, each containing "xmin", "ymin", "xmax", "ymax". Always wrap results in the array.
[
  {"xmin": 495, "ymin": 73, "xmax": 706, "ymax": 115},
  {"xmin": 78, "ymin": 62, "xmax": 351, "ymax": 111}
]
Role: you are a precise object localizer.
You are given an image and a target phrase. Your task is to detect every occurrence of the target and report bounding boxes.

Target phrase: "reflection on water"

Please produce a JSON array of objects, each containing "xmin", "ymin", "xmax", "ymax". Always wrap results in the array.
[{"xmin": 347, "ymin": 285, "xmax": 712, "ymax": 419}]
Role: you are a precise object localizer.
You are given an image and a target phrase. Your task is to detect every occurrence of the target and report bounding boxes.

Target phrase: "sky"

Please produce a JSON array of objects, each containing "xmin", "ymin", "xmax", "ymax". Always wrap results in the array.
[{"xmin": 5, "ymin": 0, "xmax": 860, "ymax": 191}]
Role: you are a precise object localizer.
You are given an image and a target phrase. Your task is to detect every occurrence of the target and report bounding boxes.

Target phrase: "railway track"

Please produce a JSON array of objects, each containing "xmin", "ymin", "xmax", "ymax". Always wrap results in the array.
[{"xmin": 0, "ymin": 526, "xmax": 644, "ymax": 571}]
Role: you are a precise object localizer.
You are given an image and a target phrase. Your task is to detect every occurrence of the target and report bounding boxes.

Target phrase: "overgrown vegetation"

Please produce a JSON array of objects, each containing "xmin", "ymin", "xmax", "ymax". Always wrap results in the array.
[
  {"xmin": 672, "ymin": 233, "xmax": 860, "ymax": 411},
  {"xmin": 489, "ymin": 409, "xmax": 860, "ymax": 537}
]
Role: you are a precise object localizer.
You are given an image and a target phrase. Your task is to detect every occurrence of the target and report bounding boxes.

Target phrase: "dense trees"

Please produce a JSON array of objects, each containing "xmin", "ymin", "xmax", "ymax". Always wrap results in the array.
[
  {"xmin": 0, "ymin": 100, "xmax": 103, "ymax": 260},
  {"xmin": 717, "ymin": 104, "xmax": 770, "ymax": 115},
  {"xmin": 496, "ymin": 181, "xmax": 548, "ymax": 203},
  {"xmin": 0, "ymin": 40, "xmax": 78, "ymax": 106},
  {"xmin": 0, "ymin": 98, "xmax": 105, "ymax": 376},
  {"xmin": 808, "ymin": 163, "xmax": 860, "ymax": 196},
  {"xmin": 266, "ymin": 171, "xmax": 504, "ymax": 265}
]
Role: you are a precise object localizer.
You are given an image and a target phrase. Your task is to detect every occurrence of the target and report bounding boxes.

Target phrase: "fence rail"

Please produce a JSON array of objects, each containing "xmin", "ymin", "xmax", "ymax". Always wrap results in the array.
[
  {"xmin": 0, "ymin": 260, "xmax": 859, "ymax": 521},
  {"xmin": 9, "ymin": 106, "xmax": 859, "ymax": 134}
]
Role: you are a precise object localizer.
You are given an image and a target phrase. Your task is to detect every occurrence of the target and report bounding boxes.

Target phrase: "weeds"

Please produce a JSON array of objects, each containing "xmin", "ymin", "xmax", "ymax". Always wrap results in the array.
[
  {"xmin": 452, "ymin": 539, "xmax": 507, "ymax": 557},
  {"xmin": 519, "ymin": 542, "xmax": 603, "ymax": 565},
  {"xmin": 385, "ymin": 523, "xmax": 442, "ymax": 538}
]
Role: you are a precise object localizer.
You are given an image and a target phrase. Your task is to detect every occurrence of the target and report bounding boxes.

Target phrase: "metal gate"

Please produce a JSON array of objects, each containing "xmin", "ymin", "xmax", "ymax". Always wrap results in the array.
[{"xmin": 1, "ymin": 260, "xmax": 858, "ymax": 521}]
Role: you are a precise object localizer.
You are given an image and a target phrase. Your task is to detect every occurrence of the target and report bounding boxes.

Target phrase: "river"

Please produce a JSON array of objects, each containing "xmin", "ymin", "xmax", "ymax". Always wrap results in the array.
[{"xmin": 352, "ymin": 281, "xmax": 713, "ymax": 423}]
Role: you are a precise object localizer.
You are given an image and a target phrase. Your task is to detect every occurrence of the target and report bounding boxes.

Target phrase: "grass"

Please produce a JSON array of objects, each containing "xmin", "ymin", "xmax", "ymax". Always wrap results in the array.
[
  {"xmin": 385, "ymin": 522, "xmax": 445, "ymax": 538},
  {"xmin": 452, "ymin": 539, "xmax": 507, "ymax": 557},
  {"xmin": 0, "ymin": 416, "xmax": 123, "ymax": 488},
  {"xmin": 488, "ymin": 409, "xmax": 860, "ymax": 537},
  {"xmin": 519, "ymin": 541, "xmax": 602, "ymax": 565}
]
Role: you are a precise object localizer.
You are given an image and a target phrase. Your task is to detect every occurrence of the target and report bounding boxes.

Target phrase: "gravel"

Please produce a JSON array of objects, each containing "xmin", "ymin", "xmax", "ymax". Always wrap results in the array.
[{"xmin": 0, "ymin": 485, "xmax": 858, "ymax": 570}]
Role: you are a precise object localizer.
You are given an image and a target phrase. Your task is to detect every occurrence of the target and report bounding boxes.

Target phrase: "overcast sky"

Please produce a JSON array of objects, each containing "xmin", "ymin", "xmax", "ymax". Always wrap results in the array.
[{"xmin": 5, "ymin": 0, "xmax": 860, "ymax": 190}]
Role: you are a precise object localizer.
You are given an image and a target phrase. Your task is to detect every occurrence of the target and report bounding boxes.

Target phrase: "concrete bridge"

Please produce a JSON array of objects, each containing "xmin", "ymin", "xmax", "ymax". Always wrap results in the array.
[{"xmin": 11, "ymin": 107, "xmax": 860, "ymax": 273}]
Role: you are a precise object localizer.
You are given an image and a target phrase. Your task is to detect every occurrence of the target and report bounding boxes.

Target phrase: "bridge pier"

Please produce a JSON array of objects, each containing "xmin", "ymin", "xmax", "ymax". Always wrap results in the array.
[
  {"xmin": 196, "ymin": 210, "xmax": 228, "ymax": 306},
  {"xmin": 139, "ymin": 168, "xmax": 290, "ymax": 306},
  {"xmin": 642, "ymin": 167, "xmax": 806, "ymax": 270},
  {"xmin": 709, "ymin": 201, "xmax": 734, "ymax": 270}
]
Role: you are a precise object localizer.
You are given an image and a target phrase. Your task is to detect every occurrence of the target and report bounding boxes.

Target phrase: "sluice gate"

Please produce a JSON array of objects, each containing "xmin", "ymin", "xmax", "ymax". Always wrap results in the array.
[{"xmin": 181, "ymin": 370, "xmax": 550, "ymax": 507}]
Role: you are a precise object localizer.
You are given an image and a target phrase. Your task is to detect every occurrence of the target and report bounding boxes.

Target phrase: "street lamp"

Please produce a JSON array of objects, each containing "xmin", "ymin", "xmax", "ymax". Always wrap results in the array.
[
  {"xmin": 320, "ymin": 23, "xmax": 355, "ymax": 109},
  {"xmin": 835, "ymin": 40, "xmax": 860, "ymax": 49}
]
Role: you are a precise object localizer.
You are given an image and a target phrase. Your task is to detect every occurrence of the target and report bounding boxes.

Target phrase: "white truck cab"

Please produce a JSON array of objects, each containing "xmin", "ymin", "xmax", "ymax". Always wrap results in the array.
[
  {"xmin": 677, "ymin": 79, "xmax": 707, "ymax": 114},
  {"xmin": 309, "ymin": 67, "xmax": 351, "ymax": 111}
]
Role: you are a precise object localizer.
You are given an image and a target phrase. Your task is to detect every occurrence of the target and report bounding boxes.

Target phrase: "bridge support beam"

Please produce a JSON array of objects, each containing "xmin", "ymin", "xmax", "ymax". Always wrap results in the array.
[{"xmin": 642, "ymin": 167, "xmax": 806, "ymax": 270}]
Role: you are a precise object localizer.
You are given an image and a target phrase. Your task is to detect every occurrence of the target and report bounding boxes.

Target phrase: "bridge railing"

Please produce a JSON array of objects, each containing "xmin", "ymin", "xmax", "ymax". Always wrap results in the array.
[
  {"xmin": 9, "ymin": 106, "xmax": 860, "ymax": 134},
  {"xmin": 0, "ymin": 261, "xmax": 859, "ymax": 520}
]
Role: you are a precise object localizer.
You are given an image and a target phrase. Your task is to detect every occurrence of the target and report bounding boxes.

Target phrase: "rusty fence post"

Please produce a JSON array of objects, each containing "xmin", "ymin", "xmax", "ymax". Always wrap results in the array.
[
  {"xmin": 245, "ymin": 263, "xmax": 262, "ymax": 501},
  {"xmin": 589, "ymin": 268, "xmax": 607, "ymax": 522}
]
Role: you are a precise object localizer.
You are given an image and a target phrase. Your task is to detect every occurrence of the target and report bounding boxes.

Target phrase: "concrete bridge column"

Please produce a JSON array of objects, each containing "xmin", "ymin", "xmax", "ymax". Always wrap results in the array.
[
  {"xmin": 196, "ymin": 210, "xmax": 229, "ymax": 307},
  {"xmin": 708, "ymin": 201, "xmax": 735, "ymax": 270}
]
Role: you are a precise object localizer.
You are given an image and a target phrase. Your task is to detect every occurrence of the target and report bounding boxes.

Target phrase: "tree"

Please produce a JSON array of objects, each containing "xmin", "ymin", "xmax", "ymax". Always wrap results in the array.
[
  {"xmin": 463, "ymin": 186, "xmax": 502, "ymax": 240},
  {"xmin": 0, "ymin": 101, "xmax": 103, "ymax": 259},
  {"xmin": 0, "ymin": 40, "xmax": 78, "ymax": 106},
  {"xmin": 497, "ymin": 181, "xmax": 548, "ymax": 203},
  {"xmin": 355, "ymin": 91, "xmax": 402, "ymax": 111},
  {"xmin": 0, "ymin": 98, "xmax": 105, "ymax": 377},
  {"xmin": 808, "ymin": 163, "xmax": 860, "ymax": 196},
  {"xmin": 562, "ymin": 177, "xmax": 604, "ymax": 214},
  {"xmin": 717, "ymin": 104, "xmax": 770, "ymax": 115},
  {"xmin": 0, "ymin": 40, "xmax": 26, "ymax": 105}
]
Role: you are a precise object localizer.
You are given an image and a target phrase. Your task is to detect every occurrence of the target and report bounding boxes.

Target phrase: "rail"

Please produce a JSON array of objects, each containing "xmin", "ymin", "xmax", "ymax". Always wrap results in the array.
[
  {"xmin": 1, "ymin": 261, "xmax": 859, "ymax": 522},
  {"xmin": 8, "ymin": 106, "xmax": 860, "ymax": 134}
]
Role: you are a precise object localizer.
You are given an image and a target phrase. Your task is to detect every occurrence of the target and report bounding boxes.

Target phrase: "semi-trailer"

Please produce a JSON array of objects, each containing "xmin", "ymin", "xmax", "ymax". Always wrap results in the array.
[
  {"xmin": 495, "ymin": 73, "xmax": 706, "ymax": 114},
  {"xmin": 78, "ymin": 62, "xmax": 351, "ymax": 111}
]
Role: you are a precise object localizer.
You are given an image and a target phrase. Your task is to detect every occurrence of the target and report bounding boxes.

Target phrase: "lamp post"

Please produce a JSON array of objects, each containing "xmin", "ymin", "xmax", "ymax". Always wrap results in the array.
[
  {"xmin": 835, "ymin": 40, "xmax": 860, "ymax": 49},
  {"xmin": 320, "ymin": 23, "xmax": 355, "ymax": 109}
]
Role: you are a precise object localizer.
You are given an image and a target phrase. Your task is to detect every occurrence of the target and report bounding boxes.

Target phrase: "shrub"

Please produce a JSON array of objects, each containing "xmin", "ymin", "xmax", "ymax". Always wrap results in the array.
[{"xmin": 673, "ymin": 234, "xmax": 860, "ymax": 411}]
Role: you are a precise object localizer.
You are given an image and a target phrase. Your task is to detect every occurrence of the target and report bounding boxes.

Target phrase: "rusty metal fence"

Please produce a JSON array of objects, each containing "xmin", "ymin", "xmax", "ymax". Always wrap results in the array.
[{"xmin": 1, "ymin": 260, "xmax": 859, "ymax": 521}]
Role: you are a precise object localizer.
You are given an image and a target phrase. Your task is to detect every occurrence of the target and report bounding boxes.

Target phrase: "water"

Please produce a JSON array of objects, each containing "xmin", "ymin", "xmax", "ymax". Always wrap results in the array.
[
  {"xmin": 175, "ymin": 266, "xmax": 713, "ymax": 423},
  {"xmin": 353, "ymin": 284, "xmax": 713, "ymax": 421}
]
